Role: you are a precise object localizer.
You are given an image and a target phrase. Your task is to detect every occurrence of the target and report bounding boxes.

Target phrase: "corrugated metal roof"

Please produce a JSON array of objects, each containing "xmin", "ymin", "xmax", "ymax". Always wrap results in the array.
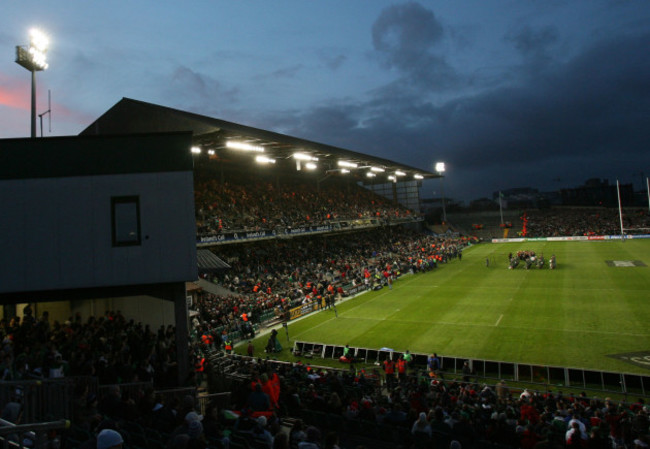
[
  {"xmin": 197, "ymin": 249, "xmax": 230, "ymax": 272},
  {"xmin": 80, "ymin": 97, "xmax": 438, "ymax": 183}
]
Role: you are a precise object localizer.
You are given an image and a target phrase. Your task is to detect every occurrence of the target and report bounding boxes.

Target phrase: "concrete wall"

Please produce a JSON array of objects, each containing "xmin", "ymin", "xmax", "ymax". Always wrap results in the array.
[
  {"xmin": 0, "ymin": 171, "xmax": 196, "ymax": 294},
  {"xmin": 5, "ymin": 297, "xmax": 177, "ymax": 330}
]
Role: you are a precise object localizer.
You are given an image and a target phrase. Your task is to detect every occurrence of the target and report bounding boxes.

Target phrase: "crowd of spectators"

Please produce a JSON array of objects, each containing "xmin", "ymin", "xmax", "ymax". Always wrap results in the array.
[
  {"xmin": 208, "ymin": 355, "xmax": 650, "ymax": 449},
  {"xmin": 0, "ymin": 307, "xmax": 185, "ymax": 389},
  {"xmin": 4, "ymin": 308, "xmax": 649, "ymax": 449},
  {"xmin": 194, "ymin": 172, "xmax": 415, "ymax": 237},
  {"xmin": 192, "ymin": 228, "xmax": 470, "ymax": 343},
  {"xmin": 0, "ymin": 226, "xmax": 470, "ymax": 392},
  {"xmin": 524, "ymin": 208, "xmax": 650, "ymax": 238}
]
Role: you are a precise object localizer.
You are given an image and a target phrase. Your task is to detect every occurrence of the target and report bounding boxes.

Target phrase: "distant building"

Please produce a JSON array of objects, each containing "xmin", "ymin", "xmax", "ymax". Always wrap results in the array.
[
  {"xmin": 560, "ymin": 178, "xmax": 634, "ymax": 207},
  {"xmin": 469, "ymin": 197, "xmax": 499, "ymax": 210},
  {"xmin": 492, "ymin": 187, "xmax": 540, "ymax": 209},
  {"xmin": 485, "ymin": 180, "xmax": 635, "ymax": 209}
]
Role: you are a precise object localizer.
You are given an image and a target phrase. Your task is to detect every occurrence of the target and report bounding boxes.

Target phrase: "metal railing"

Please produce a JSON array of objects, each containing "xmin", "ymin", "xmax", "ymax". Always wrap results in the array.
[
  {"xmin": 0, "ymin": 418, "xmax": 69, "ymax": 449},
  {"xmin": 197, "ymin": 392, "xmax": 231, "ymax": 416},
  {"xmin": 292, "ymin": 340, "xmax": 650, "ymax": 399},
  {"xmin": 0, "ymin": 379, "xmax": 75, "ymax": 424}
]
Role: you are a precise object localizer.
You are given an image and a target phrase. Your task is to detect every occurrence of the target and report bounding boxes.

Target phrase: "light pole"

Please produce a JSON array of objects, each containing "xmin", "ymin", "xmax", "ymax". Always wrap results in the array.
[
  {"xmin": 15, "ymin": 29, "xmax": 49, "ymax": 138},
  {"xmin": 435, "ymin": 162, "xmax": 447, "ymax": 223}
]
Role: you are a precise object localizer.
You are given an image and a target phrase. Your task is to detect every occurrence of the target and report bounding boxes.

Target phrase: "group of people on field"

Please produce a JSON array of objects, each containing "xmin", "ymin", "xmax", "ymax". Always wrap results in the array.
[{"xmin": 508, "ymin": 251, "xmax": 556, "ymax": 270}]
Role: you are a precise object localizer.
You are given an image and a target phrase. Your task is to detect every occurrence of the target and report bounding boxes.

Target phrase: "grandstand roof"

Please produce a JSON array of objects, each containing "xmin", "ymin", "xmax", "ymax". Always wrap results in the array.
[
  {"xmin": 81, "ymin": 98, "xmax": 437, "ymax": 184},
  {"xmin": 197, "ymin": 249, "xmax": 230, "ymax": 273}
]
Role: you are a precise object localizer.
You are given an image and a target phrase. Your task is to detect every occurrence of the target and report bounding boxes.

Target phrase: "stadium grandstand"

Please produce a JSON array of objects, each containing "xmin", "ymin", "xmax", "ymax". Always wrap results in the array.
[{"xmin": 1, "ymin": 99, "xmax": 650, "ymax": 449}]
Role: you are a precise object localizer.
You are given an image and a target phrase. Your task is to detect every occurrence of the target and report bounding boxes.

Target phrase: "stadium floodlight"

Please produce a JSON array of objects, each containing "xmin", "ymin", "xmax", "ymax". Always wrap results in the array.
[
  {"xmin": 414, "ymin": 174, "xmax": 424, "ymax": 180},
  {"xmin": 16, "ymin": 28, "xmax": 49, "ymax": 138},
  {"xmin": 226, "ymin": 140, "xmax": 264, "ymax": 152},
  {"xmin": 305, "ymin": 162, "xmax": 317, "ymax": 170},
  {"xmin": 340, "ymin": 168, "xmax": 350, "ymax": 174},
  {"xmin": 435, "ymin": 162, "xmax": 447, "ymax": 223},
  {"xmin": 387, "ymin": 175, "xmax": 396, "ymax": 182},
  {"xmin": 293, "ymin": 152, "xmax": 318, "ymax": 161},
  {"xmin": 366, "ymin": 172, "xmax": 376, "ymax": 178},
  {"xmin": 255, "ymin": 155, "xmax": 276, "ymax": 164},
  {"xmin": 370, "ymin": 166, "xmax": 385, "ymax": 173},
  {"xmin": 337, "ymin": 160, "xmax": 357, "ymax": 168},
  {"xmin": 191, "ymin": 146, "xmax": 202, "ymax": 154},
  {"xmin": 207, "ymin": 149, "xmax": 215, "ymax": 155},
  {"xmin": 395, "ymin": 170, "xmax": 406, "ymax": 177}
]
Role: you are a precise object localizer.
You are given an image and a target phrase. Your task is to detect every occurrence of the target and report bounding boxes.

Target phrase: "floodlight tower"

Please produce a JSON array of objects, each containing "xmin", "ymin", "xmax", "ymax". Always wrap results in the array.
[
  {"xmin": 16, "ymin": 29, "xmax": 49, "ymax": 138},
  {"xmin": 435, "ymin": 162, "xmax": 447, "ymax": 223}
]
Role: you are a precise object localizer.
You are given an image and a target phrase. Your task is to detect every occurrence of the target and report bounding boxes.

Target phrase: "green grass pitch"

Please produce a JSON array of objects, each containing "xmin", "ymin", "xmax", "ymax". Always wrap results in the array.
[{"xmin": 242, "ymin": 239, "xmax": 650, "ymax": 375}]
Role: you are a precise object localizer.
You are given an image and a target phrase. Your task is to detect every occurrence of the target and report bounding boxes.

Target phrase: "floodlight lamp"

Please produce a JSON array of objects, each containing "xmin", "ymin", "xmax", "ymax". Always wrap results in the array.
[
  {"xmin": 226, "ymin": 140, "xmax": 264, "ymax": 152},
  {"xmin": 388, "ymin": 175, "xmax": 396, "ymax": 182},
  {"xmin": 338, "ymin": 160, "xmax": 357, "ymax": 168},
  {"xmin": 207, "ymin": 149, "xmax": 215, "ymax": 155},
  {"xmin": 367, "ymin": 172, "xmax": 376, "ymax": 178},
  {"xmin": 414, "ymin": 174, "xmax": 424, "ymax": 180},
  {"xmin": 191, "ymin": 146, "xmax": 201, "ymax": 154},
  {"xmin": 28, "ymin": 47, "xmax": 48, "ymax": 69},
  {"xmin": 293, "ymin": 152, "xmax": 318, "ymax": 161},
  {"xmin": 340, "ymin": 168, "xmax": 350, "ymax": 174},
  {"xmin": 255, "ymin": 155, "xmax": 276, "ymax": 164},
  {"xmin": 435, "ymin": 162, "xmax": 446, "ymax": 173},
  {"xmin": 17, "ymin": 29, "xmax": 49, "ymax": 72},
  {"xmin": 30, "ymin": 29, "xmax": 49, "ymax": 52},
  {"xmin": 395, "ymin": 170, "xmax": 406, "ymax": 176},
  {"xmin": 370, "ymin": 166, "xmax": 385, "ymax": 173},
  {"xmin": 305, "ymin": 162, "xmax": 317, "ymax": 170}
]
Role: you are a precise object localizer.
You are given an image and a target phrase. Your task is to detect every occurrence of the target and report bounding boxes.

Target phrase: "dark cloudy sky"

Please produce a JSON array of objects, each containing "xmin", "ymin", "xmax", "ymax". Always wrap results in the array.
[{"xmin": 2, "ymin": 1, "xmax": 649, "ymax": 202}]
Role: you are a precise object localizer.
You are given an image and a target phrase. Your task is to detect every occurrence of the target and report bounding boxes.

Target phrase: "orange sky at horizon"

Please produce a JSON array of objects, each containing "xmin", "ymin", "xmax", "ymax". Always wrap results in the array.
[
  {"xmin": 0, "ymin": 75, "xmax": 96, "ymax": 136},
  {"xmin": 0, "ymin": 86, "xmax": 30, "ymax": 111}
]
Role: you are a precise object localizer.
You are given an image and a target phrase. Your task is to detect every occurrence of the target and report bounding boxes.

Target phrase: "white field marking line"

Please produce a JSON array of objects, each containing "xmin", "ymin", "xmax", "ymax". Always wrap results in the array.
[
  {"xmin": 290, "ymin": 273, "xmax": 423, "ymax": 340},
  {"xmin": 495, "ymin": 314, "xmax": 503, "ymax": 327},
  {"xmin": 441, "ymin": 285, "xmax": 640, "ymax": 293},
  {"xmin": 507, "ymin": 270, "xmax": 528, "ymax": 302},
  {"xmin": 291, "ymin": 313, "xmax": 341, "ymax": 338},
  {"xmin": 329, "ymin": 316, "xmax": 650, "ymax": 338},
  {"xmin": 338, "ymin": 272, "xmax": 423, "ymax": 315},
  {"xmin": 410, "ymin": 318, "xmax": 650, "ymax": 338}
]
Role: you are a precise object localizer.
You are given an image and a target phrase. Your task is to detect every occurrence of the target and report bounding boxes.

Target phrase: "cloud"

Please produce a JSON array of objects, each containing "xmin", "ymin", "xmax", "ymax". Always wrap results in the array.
[
  {"xmin": 268, "ymin": 64, "xmax": 304, "ymax": 79},
  {"xmin": 427, "ymin": 31, "xmax": 650, "ymax": 198},
  {"xmin": 444, "ymin": 31, "xmax": 650, "ymax": 166},
  {"xmin": 162, "ymin": 65, "xmax": 240, "ymax": 116},
  {"xmin": 0, "ymin": 75, "xmax": 29, "ymax": 110},
  {"xmin": 505, "ymin": 25, "xmax": 559, "ymax": 57},
  {"xmin": 251, "ymin": 64, "xmax": 304, "ymax": 83},
  {"xmin": 318, "ymin": 52, "xmax": 347, "ymax": 71},
  {"xmin": 266, "ymin": 27, "xmax": 650, "ymax": 201},
  {"xmin": 371, "ymin": 2, "xmax": 458, "ymax": 90}
]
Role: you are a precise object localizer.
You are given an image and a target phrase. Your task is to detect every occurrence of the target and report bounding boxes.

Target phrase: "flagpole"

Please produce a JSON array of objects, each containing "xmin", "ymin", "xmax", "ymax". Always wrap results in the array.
[
  {"xmin": 499, "ymin": 191, "xmax": 504, "ymax": 225},
  {"xmin": 617, "ymin": 179, "xmax": 625, "ymax": 239},
  {"xmin": 647, "ymin": 177, "xmax": 649, "ymax": 213}
]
